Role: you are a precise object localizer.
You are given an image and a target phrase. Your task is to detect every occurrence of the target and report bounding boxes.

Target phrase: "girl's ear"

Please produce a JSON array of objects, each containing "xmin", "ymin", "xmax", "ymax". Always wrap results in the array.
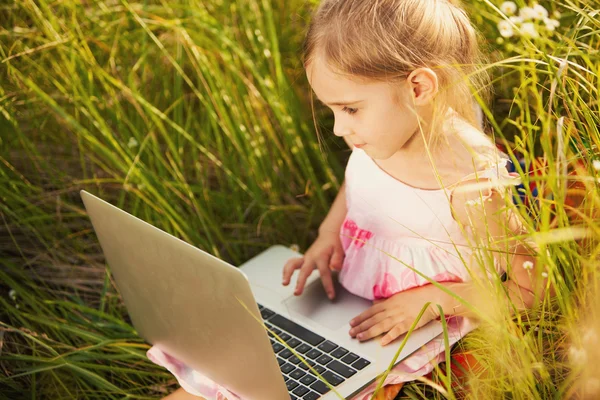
[{"xmin": 406, "ymin": 68, "xmax": 439, "ymax": 105}]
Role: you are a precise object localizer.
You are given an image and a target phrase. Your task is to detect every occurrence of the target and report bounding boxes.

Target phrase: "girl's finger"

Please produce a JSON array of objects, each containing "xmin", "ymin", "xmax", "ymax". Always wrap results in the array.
[
  {"xmin": 294, "ymin": 259, "xmax": 316, "ymax": 295},
  {"xmin": 381, "ymin": 324, "xmax": 408, "ymax": 346},
  {"xmin": 329, "ymin": 249, "xmax": 344, "ymax": 271},
  {"xmin": 358, "ymin": 317, "xmax": 394, "ymax": 342},
  {"xmin": 349, "ymin": 311, "xmax": 388, "ymax": 338},
  {"xmin": 282, "ymin": 257, "xmax": 303, "ymax": 285},
  {"xmin": 315, "ymin": 257, "xmax": 335, "ymax": 300},
  {"xmin": 350, "ymin": 303, "xmax": 384, "ymax": 327}
]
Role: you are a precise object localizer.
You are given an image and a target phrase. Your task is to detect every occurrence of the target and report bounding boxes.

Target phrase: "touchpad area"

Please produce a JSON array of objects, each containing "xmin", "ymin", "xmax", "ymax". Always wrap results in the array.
[{"xmin": 282, "ymin": 277, "xmax": 372, "ymax": 331}]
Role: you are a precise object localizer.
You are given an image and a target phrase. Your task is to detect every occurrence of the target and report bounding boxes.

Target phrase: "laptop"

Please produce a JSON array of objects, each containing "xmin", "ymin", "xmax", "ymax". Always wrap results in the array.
[{"xmin": 80, "ymin": 190, "xmax": 444, "ymax": 399}]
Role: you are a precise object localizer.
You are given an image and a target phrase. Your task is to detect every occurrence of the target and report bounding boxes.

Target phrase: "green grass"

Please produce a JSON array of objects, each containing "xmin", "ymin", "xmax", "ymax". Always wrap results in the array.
[{"xmin": 1, "ymin": 0, "xmax": 599, "ymax": 398}]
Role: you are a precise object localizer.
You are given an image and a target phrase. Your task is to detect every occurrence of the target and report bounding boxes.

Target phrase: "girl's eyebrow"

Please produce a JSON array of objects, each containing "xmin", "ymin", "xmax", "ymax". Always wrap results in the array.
[{"xmin": 316, "ymin": 97, "xmax": 364, "ymax": 107}]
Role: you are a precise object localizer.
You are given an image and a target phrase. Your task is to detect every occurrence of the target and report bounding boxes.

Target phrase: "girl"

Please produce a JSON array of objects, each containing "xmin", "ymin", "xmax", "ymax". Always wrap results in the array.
[{"xmin": 151, "ymin": 0, "xmax": 550, "ymax": 398}]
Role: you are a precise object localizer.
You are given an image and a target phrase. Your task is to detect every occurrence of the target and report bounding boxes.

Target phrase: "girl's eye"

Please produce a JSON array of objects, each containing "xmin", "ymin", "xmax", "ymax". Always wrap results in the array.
[{"xmin": 342, "ymin": 106, "xmax": 358, "ymax": 115}]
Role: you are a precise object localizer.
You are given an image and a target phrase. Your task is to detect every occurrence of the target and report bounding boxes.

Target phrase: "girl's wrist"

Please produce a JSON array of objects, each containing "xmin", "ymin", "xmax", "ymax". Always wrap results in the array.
[
  {"xmin": 318, "ymin": 220, "xmax": 343, "ymax": 235},
  {"xmin": 430, "ymin": 282, "xmax": 478, "ymax": 319}
]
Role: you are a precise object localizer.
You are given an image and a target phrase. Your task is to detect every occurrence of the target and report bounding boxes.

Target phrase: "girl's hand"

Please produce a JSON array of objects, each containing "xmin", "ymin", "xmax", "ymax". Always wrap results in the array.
[
  {"xmin": 348, "ymin": 285, "xmax": 440, "ymax": 346},
  {"xmin": 282, "ymin": 231, "xmax": 344, "ymax": 300}
]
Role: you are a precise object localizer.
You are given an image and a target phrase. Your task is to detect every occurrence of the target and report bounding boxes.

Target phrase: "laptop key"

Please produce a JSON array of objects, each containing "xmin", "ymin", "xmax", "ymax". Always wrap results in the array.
[
  {"xmin": 258, "ymin": 304, "xmax": 264, "ymax": 310},
  {"xmin": 292, "ymin": 385, "xmax": 310, "ymax": 397},
  {"xmin": 280, "ymin": 349, "xmax": 293, "ymax": 359},
  {"xmin": 331, "ymin": 347, "xmax": 349, "ymax": 359},
  {"xmin": 279, "ymin": 333, "xmax": 292, "ymax": 342},
  {"xmin": 317, "ymin": 340, "xmax": 337, "ymax": 353},
  {"xmin": 316, "ymin": 354, "xmax": 332, "ymax": 365},
  {"xmin": 321, "ymin": 370, "xmax": 345, "ymax": 386},
  {"xmin": 288, "ymin": 355, "xmax": 302, "ymax": 365},
  {"xmin": 303, "ymin": 392, "xmax": 320, "ymax": 400},
  {"xmin": 281, "ymin": 363, "xmax": 295, "ymax": 374},
  {"xmin": 277, "ymin": 357, "xmax": 285, "ymax": 366},
  {"xmin": 261, "ymin": 308, "xmax": 275, "ymax": 320},
  {"xmin": 298, "ymin": 359, "xmax": 315, "ymax": 370},
  {"xmin": 300, "ymin": 374, "xmax": 316, "ymax": 385},
  {"xmin": 290, "ymin": 369, "xmax": 306, "ymax": 380},
  {"xmin": 287, "ymin": 338, "xmax": 301, "ymax": 348},
  {"xmin": 327, "ymin": 360, "xmax": 357, "ymax": 378},
  {"xmin": 308, "ymin": 365, "xmax": 326, "ymax": 375},
  {"xmin": 309, "ymin": 380, "xmax": 330, "ymax": 395},
  {"xmin": 296, "ymin": 343, "xmax": 311, "ymax": 354},
  {"xmin": 269, "ymin": 315, "xmax": 325, "ymax": 346},
  {"xmin": 306, "ymin": 349, "xmax": 322, "ymax": 360},
  {"xmin": 341, "ymin": 352, "xmax": 359, "ymax": 364},
  {"xmin": 272, "ymin": 342, "xmax": 284, "ymax": 353},
  {"xmin": 352, "ymin": 358, "xmax": 371, "ymax": 370},
  {"xmin": 286, "ymin": 380, "xmax": 299, "ymax": 391}
]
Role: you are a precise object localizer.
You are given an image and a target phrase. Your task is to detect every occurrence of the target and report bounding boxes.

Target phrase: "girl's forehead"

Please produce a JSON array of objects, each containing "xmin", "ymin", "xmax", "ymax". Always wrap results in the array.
[
  {"xmin": 306, "ymin": 58, "xmax": 403, "ymax": 104},
  {"xmin": 307, "ymin": 58, "xmax": 379, "ymax": 101}
]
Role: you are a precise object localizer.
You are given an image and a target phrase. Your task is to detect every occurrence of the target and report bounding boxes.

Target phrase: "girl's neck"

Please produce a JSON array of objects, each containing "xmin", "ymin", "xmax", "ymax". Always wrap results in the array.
[{"xmin": 374, "ymin": 109, "xmax": 477, "ymax": 188}]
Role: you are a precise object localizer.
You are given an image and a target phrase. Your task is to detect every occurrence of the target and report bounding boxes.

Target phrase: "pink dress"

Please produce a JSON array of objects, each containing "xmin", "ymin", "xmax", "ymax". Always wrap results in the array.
[{"xmin": 147, "ymin": 146, "xmax": 517, "ymax": 399}]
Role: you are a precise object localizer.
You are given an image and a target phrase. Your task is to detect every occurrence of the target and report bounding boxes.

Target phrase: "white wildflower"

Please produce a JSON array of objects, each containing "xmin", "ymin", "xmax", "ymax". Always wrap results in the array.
[
  {"xmin": 498, "ymin": 20, "xmax": 515, "ymax": 37},
  {"xmin": 541, "ymin": 271, "xmax": 548, "ymax": 278},
  {"xmin": 519, "ymin": 6, "xmax": 536, "ymax": 20},
  {"xmin": 544, "ymin": 18, "xmax": 560, "ymax": 31},
  {"xmin": 520, "ymin": 22, "xmax": 539, "ymax": 38},
  {"xmin": 9, "ymin": 289, "xmax": 16, "ymax": 300},
  {"xmin": 585, "ymin": 378, "xmax": 600, "ymax": 395},
  {"xmin": 522, "ymin": 260, "xmax": 534, "ymax": 270},
  {"xmin": 534, "ymin": 327, "xmax": 540, "ymax": 331},
  {"xmin": 593, "ymin": 160, "xmax": 600, "ymax": 171},
  {"xmin": 263, "ymin": 49, "xmax": 272, "ymax": 58},
  {"xmin": 569, "ymin": 346, "xmax": 588, "ymax": 366},
  {"xmin": 465, "ymin": 199, "xmax": 482, "ymax": 207},
  {"xmin": 553, "ymin": 10, "xmax": 561, "ymax": 18},
  {"xmin": 583, "ymin": 328, "xmax": 598, "ymax": 344},
  {"xmin": 500, "ymin": 1, "xmax": 517, "ymax": 15},
  {"xmin": 509, "ymin": 16, "xmax": 524, "ymax": 24},
  {"xmin": 239, "ymin": 124, "xmax": 247, "ymax": 132},
  {"xmin": 127, "ymin": 137, "xmax": 138, "ymax": 148},
  {"xmin": 532, "ymin": 4, "xmax": 549, "ymax": 20}
]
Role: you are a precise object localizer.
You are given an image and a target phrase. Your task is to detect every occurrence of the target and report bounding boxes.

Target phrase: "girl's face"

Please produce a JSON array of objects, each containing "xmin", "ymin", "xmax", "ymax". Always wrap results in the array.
[{"xmin": 306, "ymin": 57, "xmax": 421, "ymax": 160}]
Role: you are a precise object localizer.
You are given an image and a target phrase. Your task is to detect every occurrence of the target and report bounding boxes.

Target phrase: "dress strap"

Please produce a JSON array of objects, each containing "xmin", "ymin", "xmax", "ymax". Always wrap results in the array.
[{"xmin": 450, "ymin": 158, "xmax": 522, "ymax": 203}]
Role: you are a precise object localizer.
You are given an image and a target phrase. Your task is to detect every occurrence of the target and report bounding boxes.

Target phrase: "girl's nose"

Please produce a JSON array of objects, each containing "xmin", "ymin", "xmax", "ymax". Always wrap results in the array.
[{"xmin": 333, "ymin": 118, "xmax": 352, "ymax": 137}]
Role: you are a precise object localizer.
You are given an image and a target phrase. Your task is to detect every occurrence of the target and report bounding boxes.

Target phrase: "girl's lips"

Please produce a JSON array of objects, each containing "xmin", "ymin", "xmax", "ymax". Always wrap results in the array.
[{"xmin": 354, "ymin": 143, "xmax": 366, "ymax": 148}]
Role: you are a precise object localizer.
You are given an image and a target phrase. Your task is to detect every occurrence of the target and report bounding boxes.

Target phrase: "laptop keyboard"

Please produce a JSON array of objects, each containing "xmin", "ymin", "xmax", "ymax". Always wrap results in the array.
[{"xmin": 257, "ymin": 304, "xmax": 371, "ymax": 399}]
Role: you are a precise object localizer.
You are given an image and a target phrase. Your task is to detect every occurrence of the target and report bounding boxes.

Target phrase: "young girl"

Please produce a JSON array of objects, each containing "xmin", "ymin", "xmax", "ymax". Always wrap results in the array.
[{"xmin": 151, "ymin": 0, "xmax": 550, "ymax": 398}]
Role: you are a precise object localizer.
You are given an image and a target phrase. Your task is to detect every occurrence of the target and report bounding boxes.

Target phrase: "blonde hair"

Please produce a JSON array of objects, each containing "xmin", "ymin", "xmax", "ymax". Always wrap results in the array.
[{"xmin": 303, "ymin": 0, "xmax": 493, "ymax": 154}]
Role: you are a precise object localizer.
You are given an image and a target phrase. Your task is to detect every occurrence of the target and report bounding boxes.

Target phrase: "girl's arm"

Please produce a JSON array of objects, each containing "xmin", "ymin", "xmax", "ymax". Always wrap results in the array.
[
  {"xmin": 318, "ymin": 180, "xmax": 347, "ymax": 235},
  {"xmin": 437, "ymin": 182, "xmax": 554, "ymax": 318},
  {"xmin": 317, "ymin": 136, "xmax": 353, "ymax": 235}
]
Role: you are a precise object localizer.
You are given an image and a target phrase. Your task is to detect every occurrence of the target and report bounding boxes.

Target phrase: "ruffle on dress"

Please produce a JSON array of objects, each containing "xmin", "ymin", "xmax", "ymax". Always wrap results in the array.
[
  {"xmin": 339, "ymin": 227, "xmax": 471, "ymax": 301},
  {"xmin": 147, "ymin": 346, "xmax": 240, "ymax": 400}
]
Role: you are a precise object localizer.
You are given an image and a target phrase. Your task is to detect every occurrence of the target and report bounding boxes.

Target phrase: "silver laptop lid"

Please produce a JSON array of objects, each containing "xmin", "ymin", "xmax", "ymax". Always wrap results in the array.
[{"xmin": 80, "ymin": 190, "xmax": 288, "ymax": 399}]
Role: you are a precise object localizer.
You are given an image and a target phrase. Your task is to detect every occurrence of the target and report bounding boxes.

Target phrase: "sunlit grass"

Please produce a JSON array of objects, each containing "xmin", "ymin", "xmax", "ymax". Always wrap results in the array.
[{"xmin": 1, "ymin": 0, "xmax": 599, "ymax": 399}]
